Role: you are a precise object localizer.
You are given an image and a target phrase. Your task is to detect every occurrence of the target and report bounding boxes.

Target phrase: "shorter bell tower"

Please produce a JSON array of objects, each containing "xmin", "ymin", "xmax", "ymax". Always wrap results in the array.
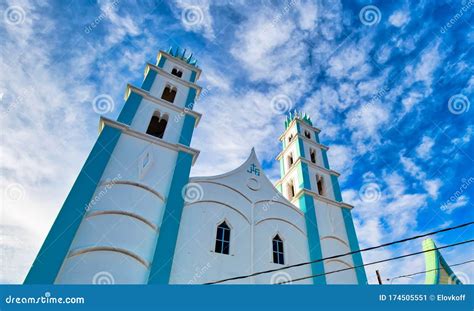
[{"xmin": 275, "ymin": 112, "xmax": 367, "ymax": 284}]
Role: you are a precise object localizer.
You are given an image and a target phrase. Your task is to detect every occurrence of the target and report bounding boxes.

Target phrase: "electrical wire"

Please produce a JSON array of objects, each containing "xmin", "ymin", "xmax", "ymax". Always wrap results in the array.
[
  {"xmin": 278, "ymin": 239, "xmax": 473, "ymax": 284},
  {"xmin": 385, "ymin": 259, "xmax": 474, "ymax": 283},
  {"xmin": 204, "ymin": 221, "xmax": 474, "ymax": 285}
]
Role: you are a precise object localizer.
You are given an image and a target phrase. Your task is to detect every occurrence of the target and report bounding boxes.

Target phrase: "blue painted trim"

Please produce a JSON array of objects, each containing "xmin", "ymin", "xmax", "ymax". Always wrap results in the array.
[
  {"xmin": 185, "ymin": 88, "xmax": 196, "ymax": 109},
  {"xmin": 148, "ymin": 151, "xmax": 193, "ymax": 284},
  {"xmin": 341, "ymin": 208, "xmax": 368, "ymax": 285},
  {"xmin": 321, "ymin": 149, "xmax": 330, "ymax": 170},
  {"xmin": 331, "ymin": 175, "xmax": 367, "ymax": 284},
  {"xmin": 190, "ymin": 70, "xmax": 197, "ymax": 83},
  {"xmin": 331, "ymin": 175, "xmax": 343, "ymax": 202},
  {"xmin": 298, "ymin": 195, "xmax": 326, "ymax": 285},
  {"xmin": 157, "ymin": 55, "xmax": 166, "ymax": 68},
  {"xmin": 178, "ymin": 115, "xmax": 196, "ymax": 146},
  {"xmin": 297, "ymin": 162, "xmax": 326, "ymax": 284},
  {"xmin": 141, "ymin": 69, "xmax": 157, "ymax": 92},
  {"xmin": 117, "ymin": 92, "xmax": 144, "ymax": 126},
  {"xmin": 314, "ymin": 132, "xmax": 320, "ymax": 143},
  {"xmin": 24, "ymin": 126, "xmax": 122, "ymax": 284},
  {"xmin": 296, "ymin": 138, "xmax": 306, "ymax": 158}
]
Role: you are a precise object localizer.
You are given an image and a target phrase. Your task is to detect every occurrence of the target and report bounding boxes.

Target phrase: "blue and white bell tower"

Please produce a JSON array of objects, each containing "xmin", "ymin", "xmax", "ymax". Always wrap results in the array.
[{"xmin": 25, "ymin": 48, "xmax": 202, "ymax": 284}]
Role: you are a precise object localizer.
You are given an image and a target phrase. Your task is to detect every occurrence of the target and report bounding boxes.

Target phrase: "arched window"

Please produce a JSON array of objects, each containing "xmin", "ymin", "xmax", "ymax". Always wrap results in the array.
[
  {"xmin": 304, "ymin": 130, "xmax": 311, "ymax": 139},
  {"xmin": 310, "ymin": 148, "xmax": 316, "ymax": 164},
  {"xmin": 215, "ymin": 221, "xmax": 230, "ymax": 255},
  {"xmin": 316, "ymin": 174, "xmax": 325, "ymax": 196},
  {"xmin": 288, "ymin": 134, "xmax": 294, "ymax": 143},
  {"xmin": 171, "ymin": 67, "xmax": 183, "ymax": 78},
  {"xmin": 272, "ymin": 235, "xmax": 284, "ymax": 265},
  {"xmin": 287, "ymin": 153, "xmax": 294, "ymax": 169},
  {"xmin": 287, "ymin": 180, "xmax": 295, "ymax": 200},
  {"xmin": 161, "ymin": 84, "xmax": 177, "ymax": 103},
  {"xmin": 146, "ymin": 111, "xmax": 169, "ymax": 139}
]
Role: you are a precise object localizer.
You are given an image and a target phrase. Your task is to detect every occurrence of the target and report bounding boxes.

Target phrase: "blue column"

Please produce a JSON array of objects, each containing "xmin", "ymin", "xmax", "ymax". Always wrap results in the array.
[
  {"xmin": 297, "ymin": 161, "xmax": 326, "ymax": 284},
  {"xmin": 331, "ymin": 175, "xmax": 368, "ymax": 284},
  {"xmin": 148, "ymin": 151, "xmax": 193, "ymax": 284},
  {"xmin": 24, "ymin": 126, "xmax": 122, "ymax": 284}
]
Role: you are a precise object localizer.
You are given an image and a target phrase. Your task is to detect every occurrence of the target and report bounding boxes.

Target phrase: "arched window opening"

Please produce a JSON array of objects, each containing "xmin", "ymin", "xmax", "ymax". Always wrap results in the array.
[
  {"xmin": 171, "ymin": 67, "xmax": 183, "ymax": 78},
  {"xmin": 316, "ymin": 174, "xmax": 325, "ymax": 196},
  {"xmin": 288, "ymin": 134, "xmax": 294, "ymax": 143},
  {"xmin": 287, "ymin": 153, "xmax": 294, "ymax": 169},
  {"xmin": 215, "ymin": 221, "xmax": 230, "ymax": 255},
  {"xmin": 304, "ymin": 130, "xmax": 311, "ymax": 139},
  {"xmin": 161, "ymin": 84, "xmax": 177, "ymax": 103},
  {"xmin": 287, "ymin": 181, "xmax": 295, "ymax": 200},
  {"xmin": 310, "ymin": 148, "xmax": 316, "ymax": 164},
  {"xmin": 272, "ymin": 235, "xmax": 284, "ymax": 265},
  {"xmin": 146, "ymin": 112, "xmax": 169, "ymax": 139}
]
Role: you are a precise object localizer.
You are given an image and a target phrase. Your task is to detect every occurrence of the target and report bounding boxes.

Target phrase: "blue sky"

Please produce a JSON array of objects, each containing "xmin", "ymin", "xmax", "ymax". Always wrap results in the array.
[{"xmin": 1, "ymin": 0, "xmax": 473, "ymax": 284}]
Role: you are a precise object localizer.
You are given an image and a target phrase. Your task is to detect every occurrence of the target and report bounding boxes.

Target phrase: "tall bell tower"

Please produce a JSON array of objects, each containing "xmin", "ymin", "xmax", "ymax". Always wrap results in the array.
[
  {"xmin": 25, "ymin": 47, "xmax": 202, "ymax": 284},
  {"xmin": 275, "ymin": 112, "xmax": 367, "ymax": 284}
]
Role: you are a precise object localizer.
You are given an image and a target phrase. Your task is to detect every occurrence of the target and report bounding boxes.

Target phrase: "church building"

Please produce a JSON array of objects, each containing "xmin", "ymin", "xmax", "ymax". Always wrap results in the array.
[{"xmin": 24, "ymin": 48, "xmax": 367, "ymax": 285}]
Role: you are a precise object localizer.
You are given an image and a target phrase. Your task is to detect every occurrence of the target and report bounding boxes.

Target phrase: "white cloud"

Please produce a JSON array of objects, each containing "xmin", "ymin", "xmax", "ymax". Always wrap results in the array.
[
  {"xmin": 416, "ymin": 136, "xmax": 435, "ymax": 160},
  {"xmin": 388, "ymin": 10, "xmax": 410, "ymax": 28},
  {"xmin": 173, "ymin": 0, "xmax": 215, "ymax": 40}
]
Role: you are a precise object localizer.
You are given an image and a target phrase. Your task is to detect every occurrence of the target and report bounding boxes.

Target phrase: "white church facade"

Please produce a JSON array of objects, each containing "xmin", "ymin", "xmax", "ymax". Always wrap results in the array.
[{"xmin": 25, "ymin": 48, "xmax": 367, "ymax": 285}]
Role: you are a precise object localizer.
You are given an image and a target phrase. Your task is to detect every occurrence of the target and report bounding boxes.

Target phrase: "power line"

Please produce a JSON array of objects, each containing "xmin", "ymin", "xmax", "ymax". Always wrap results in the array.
[
  {"xmin": 278, "ymin": 239, "xmax": 473, "ymax": 284},
  {"xmin": 386, "ymin": 259, "xmax": 474, "ymax": 283},
  {"xmin": 204, "ymin": 221, "xmax": 474, "ymax": 284}
]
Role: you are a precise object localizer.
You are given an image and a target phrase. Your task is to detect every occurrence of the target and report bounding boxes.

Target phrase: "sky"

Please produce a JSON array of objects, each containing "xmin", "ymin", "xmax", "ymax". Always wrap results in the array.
[{"xmin": 0, "ymin": 0, "xmax": 473, "ymax": 285}]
